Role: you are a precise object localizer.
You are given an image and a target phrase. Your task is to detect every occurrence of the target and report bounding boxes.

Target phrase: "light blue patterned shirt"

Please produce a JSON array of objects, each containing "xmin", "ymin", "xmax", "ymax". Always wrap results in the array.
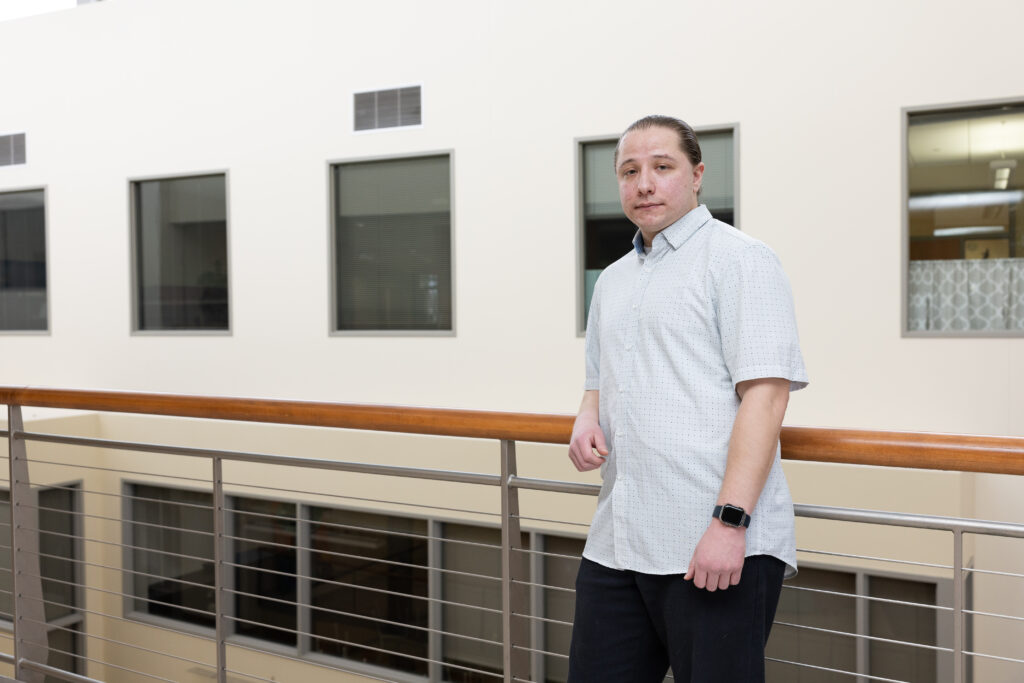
[{"xmin": 582, "ymin": 205, "xmax": 808, "ymax": 576}]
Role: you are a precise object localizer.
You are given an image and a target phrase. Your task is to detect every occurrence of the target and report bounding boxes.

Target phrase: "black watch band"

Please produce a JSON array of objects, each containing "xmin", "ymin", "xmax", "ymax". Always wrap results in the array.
[{"xmin": 713, "ymin": 504, "xmax": 751, "ymax": 528}]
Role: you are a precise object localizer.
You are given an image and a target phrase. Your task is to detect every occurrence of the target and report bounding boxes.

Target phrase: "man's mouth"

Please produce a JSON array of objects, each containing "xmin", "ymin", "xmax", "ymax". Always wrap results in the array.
[{"xmin": 636, "ymin": 203, "xmax": 661, "ymax": 210}]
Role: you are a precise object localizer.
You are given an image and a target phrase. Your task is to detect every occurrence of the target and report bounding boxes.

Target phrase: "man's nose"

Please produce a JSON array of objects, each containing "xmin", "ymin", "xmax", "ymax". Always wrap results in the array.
[{"xmin": 637, "ymin": 168, "xmax": 655, "ymax": 194}]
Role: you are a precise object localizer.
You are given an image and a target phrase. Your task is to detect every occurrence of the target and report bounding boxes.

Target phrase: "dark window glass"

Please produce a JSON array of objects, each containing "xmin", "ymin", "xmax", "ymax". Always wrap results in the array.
[
  {"xmin": 129, "ymin": 485, "xmax": 214, "ymax": 627},
  {"xmin": 0, "ymin": 189, "xmax": 47, "ymax": 331},
  {"xmin": 334, "ymin": 155, "xmax": 451, "ymax": 331},
  {"xmin": 46, "ymin": 624, "xmax": 81, "ymax": 681},
  {"xmin": 233, "ymin": 498, "xmax": 297, "ymax": 645},
  {"xmin": 907, "ymin": 104, "xmax": 1024, "ymax": 332},
  {"xmin": 580, "ymin": 132, "xmax": 734, "ymax": 330},
  {"xmin": 309, "ymin": 508, "xmax": 428, "ymax": 674},
  {"xmin": 441, "ymin": 524, "xmax": 527, "ymax": 682},
  {"xmin": 38, "ymin": 487, "xmax": 77, "ymax": 622},
  {"xmin": 868, "ymin": 576, "xmax": 937, "ymax": 680},
  {"xmin": 766, "ymin": 568, "xmax": 857, "ymax": 682},
  {"xmin": 542, "ymin": 536, "xmax": 584, "ymax": 683},
  {"xmin": 133, "ymin": 175, "xmax": 228, "ymax": 331},
  {"xmin": 0, "ymin": 487, "xmax": 78, "ymax": 622}
]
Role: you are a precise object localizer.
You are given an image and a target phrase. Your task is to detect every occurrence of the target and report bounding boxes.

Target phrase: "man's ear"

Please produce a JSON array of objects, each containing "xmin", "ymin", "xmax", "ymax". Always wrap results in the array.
[{"xmin": 693, "ymin": 162, "xmax": 706, "ymax": 193}]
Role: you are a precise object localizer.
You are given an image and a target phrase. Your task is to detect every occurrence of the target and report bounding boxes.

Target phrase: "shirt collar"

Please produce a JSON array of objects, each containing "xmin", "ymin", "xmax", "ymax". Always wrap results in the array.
[{"xmin": 632, "ymin": 205, "xmax": 712, "ymax": 257}]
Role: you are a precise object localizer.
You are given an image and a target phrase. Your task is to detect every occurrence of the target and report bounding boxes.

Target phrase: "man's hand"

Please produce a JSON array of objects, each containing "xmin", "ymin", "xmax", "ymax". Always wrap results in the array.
[
  {"xmin": 683, "ymin": 520, "xmax": 746, "ymax": 591},
  {"xmin": 568, "ymin": 417, "xmax": 608, "ymax": 471}
]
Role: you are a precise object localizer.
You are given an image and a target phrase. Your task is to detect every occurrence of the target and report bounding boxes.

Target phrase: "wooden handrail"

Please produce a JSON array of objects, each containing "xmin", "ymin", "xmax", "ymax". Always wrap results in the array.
[{"xmin": 1, "ymin": 386, "xmax": 1023, "ymax": 476}]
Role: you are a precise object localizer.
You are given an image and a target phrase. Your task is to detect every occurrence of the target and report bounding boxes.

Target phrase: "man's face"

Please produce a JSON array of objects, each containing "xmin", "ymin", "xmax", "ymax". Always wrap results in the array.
[{"xmin": 616, "ymin": 126, "xmax": 704, "ymax": 240}]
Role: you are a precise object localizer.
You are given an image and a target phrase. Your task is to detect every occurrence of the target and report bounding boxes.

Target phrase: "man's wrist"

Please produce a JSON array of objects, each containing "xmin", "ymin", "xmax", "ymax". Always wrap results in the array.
[{"xmin": 712, "ymin": 503, "xmax": 751, "ymax": 528}]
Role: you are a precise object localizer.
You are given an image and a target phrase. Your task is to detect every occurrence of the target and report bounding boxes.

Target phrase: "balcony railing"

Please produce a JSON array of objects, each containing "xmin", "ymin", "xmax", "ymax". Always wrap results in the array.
[{"xmin": 0, "ymin": 386, "xmax": 1022, "ymax": 683}]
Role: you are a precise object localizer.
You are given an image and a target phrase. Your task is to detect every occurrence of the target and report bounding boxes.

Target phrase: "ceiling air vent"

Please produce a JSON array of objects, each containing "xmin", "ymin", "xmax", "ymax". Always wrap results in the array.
[
  {"xmin": 354, "ymin": 86, "xmax": 421, "ymax": 131},
  {"xmin": 0, "ymin": 133, "xmax": 26, "ymax": 166}
]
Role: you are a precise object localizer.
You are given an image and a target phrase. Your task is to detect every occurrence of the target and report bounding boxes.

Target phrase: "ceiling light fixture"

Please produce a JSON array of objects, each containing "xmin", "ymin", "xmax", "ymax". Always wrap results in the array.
[
  {"xmin": 909, "ymin": 189, "xmax": 1024, "ymax": 211},
  {"xmin": 933, "ymin": 226, "xmax": 1007, "ymax": 237}
]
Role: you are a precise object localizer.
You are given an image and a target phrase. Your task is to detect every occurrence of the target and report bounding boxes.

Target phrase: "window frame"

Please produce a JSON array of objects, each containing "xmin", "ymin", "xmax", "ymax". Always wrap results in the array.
[
  {"xmin": 0, "ymin": 185, "xmax": 50, "ymax": 335},
  {"xmin": 127, "ymin": 169, "xmax": 233, "ymax": 336},
  {"xmin": 901, "ymin": 97, "xmax": 1024, "ymax": 338},
  {"xmin": 575, "ymin": 124, "xmax": 741, "ymax": 336},
  {"xmin": 327, "ymin": 150, "xmax": 456, "ymax": 337}
]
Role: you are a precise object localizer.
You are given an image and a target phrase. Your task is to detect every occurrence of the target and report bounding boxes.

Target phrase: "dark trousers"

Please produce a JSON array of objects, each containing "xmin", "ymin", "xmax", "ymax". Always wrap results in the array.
[{"xmin": 568, "ymin": 555, "xmax": 785, "ymax": 683}]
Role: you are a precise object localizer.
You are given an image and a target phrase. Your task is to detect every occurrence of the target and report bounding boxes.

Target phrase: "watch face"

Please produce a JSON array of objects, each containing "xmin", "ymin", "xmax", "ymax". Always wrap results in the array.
[{"xmin": 721, "ymin": 505, "xmax": 745, "ymax": 526}]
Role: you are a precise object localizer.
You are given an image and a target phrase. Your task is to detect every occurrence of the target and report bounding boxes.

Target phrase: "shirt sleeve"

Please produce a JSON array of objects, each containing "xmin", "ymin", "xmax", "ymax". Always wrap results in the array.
[
  {"xmin": 583, "ymin": 276, "xmax": 601, "ymax": 391},
  {"xmin": 718, "ymin": 243, "xmax": 809, "ymax": 392}
]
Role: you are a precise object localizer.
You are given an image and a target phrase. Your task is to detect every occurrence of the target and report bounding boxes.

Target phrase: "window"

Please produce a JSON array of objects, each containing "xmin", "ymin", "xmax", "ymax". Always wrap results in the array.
[
  {"xmin": 0, "ymin": 189, "xmax": 47, "ymax": 331},
  {"xmin": 333, "ymin": 155, "xmax": 452, "ymax": 332},
  {"xmin": 579, "ymin": 129, "xmax": 735, "ymax": 330},
  {"xmin": 906, "ymin": 102, "xmax": 1024, "ymax": 333},
  {"xmin": 128, "ymin": 484, "xmax": 215, "ymax": 627},
  {"xmin": 127, "ymin": 485, "xmax": 584, "ymax": 681},
  {"xmin": 132, "ymin": 174, "xmax": 229, "ymax": 331},
  {"xmin": 354, "ymin": 87, "xmax": 422, "ymax": 131},
  {"xmin": 233, "ymin": 498, "xmax": 297, "ymax": 645},
  {"xmin": 766, "ymin": 566, "xmax": 943, "ymax": 681},
  {"xmin": 309, "ymin": 507, "xmax": 428, "ymax": 674},
  {"xmin": 0, "ymin": 485, "xmax": 83, "ymax": 677}
]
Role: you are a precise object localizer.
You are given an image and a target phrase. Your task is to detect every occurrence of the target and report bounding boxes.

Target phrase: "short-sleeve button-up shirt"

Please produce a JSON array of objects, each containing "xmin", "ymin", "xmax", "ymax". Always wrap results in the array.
[{"xmin": 582, "ymin": 205, "xmax": 808, "ymax": 576}]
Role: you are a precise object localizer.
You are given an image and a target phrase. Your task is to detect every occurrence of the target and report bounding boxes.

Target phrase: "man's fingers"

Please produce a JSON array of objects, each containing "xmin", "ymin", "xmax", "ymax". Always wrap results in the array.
[
  {"xmin": 593, "ymin": 431, "xmax": 609, "ymax": 456},
  {"xmin": 730, "ymin": 570, "xmax": 742, "ymax": 587},
  {"xmin": 718, "ymin": 573, "xmax": 730, "ymax": 591}
]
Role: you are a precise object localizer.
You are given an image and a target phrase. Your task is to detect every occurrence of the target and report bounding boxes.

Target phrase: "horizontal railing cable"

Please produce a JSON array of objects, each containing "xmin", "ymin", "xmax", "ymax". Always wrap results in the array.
[
  {"xmin": 226, "ymin": 638, "xmax": 502, "ymax": 682},
  {"xmin": 764, "ymin": 656, "xmax": 909, "ymax": 682},
  {"xmin": 510, "ymin": 513, "xmax": 592, "ymax": 528},
  {"xmin": 773, "ymin": 620, "xmax": 954, "ymax": 653},
  {"xmin": 225, "ymin": 613, "xmax": 504, "ymax": 678},
  {"xmin": 234, "ymin": 534, "xmax": 501, "ymax": 582},
  {"xmin": 232, "ymin": 504, "xmax": 506, "ymax": 552},
  {"xmin": 781, "ymin": 583, "xmax": 953, "ymax": 613},
  {"xmin": 963, "ymin": 607, "xmax": 1024, "ymax": 623},
  {"xmin": 17, "ymin": 547, "xmax": 217, "ymax": 596},
  {"xmin": 16, "ymin": 454, "xmax": 212, "ymax": 485},
  {"xmin": 511, "ymin": 611, "xmax": 574, "ymax": 628},
  {"xmin": 795, "ymin": 547, "xmax": 952, "ymax": 570},
  {"xmin": 961, "ymin": 566, "xmax": 1024, "ymax": 579},
  {"xmin": 223, "ymin": 586, "xmax": 503, "ymax": 648},
  {"xmin": 16, "ymin": 638, "xmax": 177, "ymax": 683},
  {"xmin": 18, "ymin": 583, "xmax": 215, "ymax": 623},
  {"xmin": 19, "ymin": 614, "xmax": 214, "ymax": 669},
  {"xmin": 963, "ymin": 649, "xmax": 1024, "ymax": 665},
  {"xmin": 511, "ymin": 578, "xmax": 574, "ymax": 593},
  {"xmin": 224, "ymin": 479, "xmax": 502, "ymax": 519}
]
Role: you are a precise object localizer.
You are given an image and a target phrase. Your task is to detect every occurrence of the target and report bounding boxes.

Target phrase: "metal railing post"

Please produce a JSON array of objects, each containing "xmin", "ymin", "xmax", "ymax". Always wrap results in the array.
[
  {"xmin": 7, "ymin": 405, "xmax": 46, "ymax": 683},
  {"xmin": 213, "ymin": 457, "xmax": 227, "ymax": 683},
  {"xmin": 500, "ymin": 440, "xmax": 529, "ymax": 682},
  {"xmin": 953, "ymin": 528, "xmax": 963, "ymax": 683}
]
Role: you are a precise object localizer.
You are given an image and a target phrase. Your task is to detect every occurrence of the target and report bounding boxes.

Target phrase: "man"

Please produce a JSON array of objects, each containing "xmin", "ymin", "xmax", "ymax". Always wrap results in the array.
[{"xmin": 567, "ymin": 115, "xmax": 808, "ymax": 682}]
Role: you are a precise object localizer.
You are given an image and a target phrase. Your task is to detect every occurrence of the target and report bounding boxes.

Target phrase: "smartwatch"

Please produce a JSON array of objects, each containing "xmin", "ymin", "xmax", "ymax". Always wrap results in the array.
[{"xmin": 713, "ymin": 504, "xmax": 751, "ymax": 528}]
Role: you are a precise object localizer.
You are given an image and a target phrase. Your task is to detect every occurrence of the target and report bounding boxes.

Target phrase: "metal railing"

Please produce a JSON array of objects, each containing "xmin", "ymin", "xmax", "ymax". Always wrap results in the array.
[{"xmin": 0, "ymin": 386, "xmax": 1022, "ymax": 683}]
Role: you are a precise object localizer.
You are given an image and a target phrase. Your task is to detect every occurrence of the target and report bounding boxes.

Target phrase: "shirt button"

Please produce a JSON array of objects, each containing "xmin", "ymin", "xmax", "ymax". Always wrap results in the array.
[
  {"xmin": 624, "ymin": 343, "xmax": 632, "ymax": 351},
  {"xmin": 632, "ymin": 304, "xmax": 638, "ymax": 310}
]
